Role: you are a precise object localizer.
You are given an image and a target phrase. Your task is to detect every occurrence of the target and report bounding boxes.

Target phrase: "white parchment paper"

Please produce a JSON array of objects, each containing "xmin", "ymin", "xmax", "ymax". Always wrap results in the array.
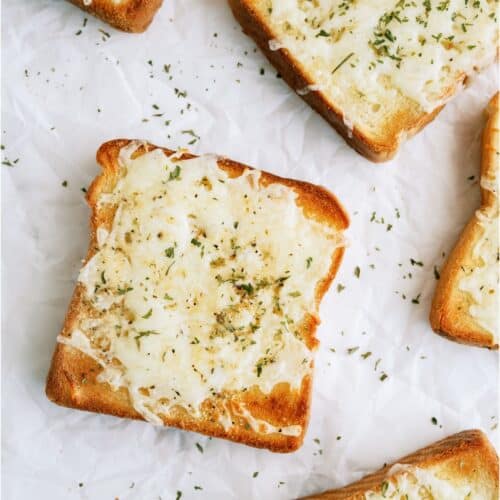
[{"xmin": 1, "ymin": 1, "xmax": 498, "ymax": 498}]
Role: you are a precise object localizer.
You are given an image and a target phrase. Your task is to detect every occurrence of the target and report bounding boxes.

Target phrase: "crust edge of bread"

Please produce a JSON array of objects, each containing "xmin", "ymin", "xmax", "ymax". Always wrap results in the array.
[
  {"xmin": 45, "ymin": 138, "xmax": 349, "ymax": 453},
  {"xmin": 69, "ymin": 0, "xmax": 163, "ymax": 33},
  {"xmin": 301, "ymin": 429, "xmax": 499, "ymax": 499},
  {"xmin": 430, "ymin": 92, "xmax": 499, "ymax": 350}
]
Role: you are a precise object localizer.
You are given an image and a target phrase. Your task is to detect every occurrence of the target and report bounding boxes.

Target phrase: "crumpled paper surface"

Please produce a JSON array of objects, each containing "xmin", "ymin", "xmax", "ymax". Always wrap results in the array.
[{"xmin": 2, "ymin": 1, "xmax": 498, "ymax": 498}]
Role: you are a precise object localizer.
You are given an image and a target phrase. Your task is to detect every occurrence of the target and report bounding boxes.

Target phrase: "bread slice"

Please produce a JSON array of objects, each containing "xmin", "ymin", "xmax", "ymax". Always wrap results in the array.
[
  {"xmin": 68, "ymin": 0, "xmax": 163, "ymax": 33},
  {"xmin": 228, "ymin": 0, "xmax": 498, "ymax": 162},
  {"xmin": 430, "ymin": 93, "xmax": 499, "ymax": 349},
  {"xmin": 45, "ymin": 139, "xmax": 349, "ymax": 452},
  {"xmin": 303, "ymin": 430, "xmax": 499, "ymax": 499}
]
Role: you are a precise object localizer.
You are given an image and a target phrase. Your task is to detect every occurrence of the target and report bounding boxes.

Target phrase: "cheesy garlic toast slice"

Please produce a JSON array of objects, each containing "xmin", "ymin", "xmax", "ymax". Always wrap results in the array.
[
  {"xmin": 229, "ymin": 0, "xmax": 498, "ymax": 162},
  {"xmin": 304, "ymin": 430, "xmax": 498, "ymax": 499},
  {"xmin": 430, "ymin": 93, "xmax": 499, "ymax": 349},
  {"xmin": 46, "ymin": 139, "xmax": 349, "ymax": 452}
]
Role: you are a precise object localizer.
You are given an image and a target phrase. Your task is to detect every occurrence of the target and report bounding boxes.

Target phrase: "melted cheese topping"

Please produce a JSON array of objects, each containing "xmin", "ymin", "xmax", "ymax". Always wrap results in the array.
[
  {"xmin": 60, "ymin": 143, "xmax": 343, "ymax": 431},
  {"xmin": 365, "ymin": 464, "xmax": 472, "ymax": 499},
  {"xmin": 265, "ymin": 0, "xmax": 498, "ymax": 113},
  {"xmin": 459, "ymin": 112, "xmax": 499, "ymax": 342}
]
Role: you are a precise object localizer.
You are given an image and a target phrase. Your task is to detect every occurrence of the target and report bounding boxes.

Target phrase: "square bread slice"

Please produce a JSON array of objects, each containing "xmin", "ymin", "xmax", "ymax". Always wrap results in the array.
[
  {"xmin": 68, "ymin": 0, "xmax": 163, "ymax": 33},
  {"xmin": 430, "ymin": 92, "xmax": 499, "ymax": 349},
  {"xmin": 228, "ymin": 0, "xmax": 498, "ymax": 162},
  {"xmin": 45, "ymin": 139, "xmax": 349, "ymax": 452},
  {"xmin": 302, "ymin": 429, "xmax": 499, "ymax": 499}
]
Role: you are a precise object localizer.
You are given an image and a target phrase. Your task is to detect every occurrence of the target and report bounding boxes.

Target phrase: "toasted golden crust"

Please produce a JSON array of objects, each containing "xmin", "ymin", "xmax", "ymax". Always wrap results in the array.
[
  {"xmin": 69, "ymin": 0, "xmax": 163, "ymax": 33},
  {"xmin": 303, "ymin": 430, "xmax": 499, "ymax": 499},
  {"xmin": 227, "ymin": 0, "xmax": 484, "ymax": 163},
  {"xmin": 46, "ymin": 139, "xmax": 349, "ymax": 452},
  {"xmin": 430, "ymin": 93, "xmax": 499, "ymax": 349}
]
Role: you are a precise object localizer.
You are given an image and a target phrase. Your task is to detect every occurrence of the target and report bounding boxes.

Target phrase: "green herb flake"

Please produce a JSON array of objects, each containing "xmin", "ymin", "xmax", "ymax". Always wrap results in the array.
[
  {"xmin": 135, "ymin": 330, "xmax": 159, "ymax": 348},
  {"xmin": 168, "ymin": 165, "xmax": 182, "ymax": 181},
  {"xmin": 239, "ymin": 283, "xmax": 254, "ymax": 294},
  {"xmin": 433, "ymin": 266, "xmax": 440, "ymax": 280},
  {"xmin": 165, "ymin": 261, "xmax": 175, "ymax": 276},
  {"xmin": 195, "ymin": 442, "xmax": 203, "ymax": 453},
  {"xmin": 165, "ymin": 247, "xmax": 175, "ymax": 258},
  {"xmin": 253, "ymin": 471, "xmax": 259, "ymax": 478},
  {"xmin": 410, "ymin": 258, "xmax": 423, "ymax": 267},
  {"xmin": 142, "ymin": 308, "xmax": 153, "ymax": 319},
  {"xmin": 182, "ymin": 129, "xmax": 200, "ymax": 144},
  {"xmin": 331, "ymin": 52, "xmax": 355, "ymax": 75},
  {"xmin": 191, "ymin": 238, "xmax": 202, "ymax": 247},
  {"xmin": 381, "ymin": 481, "xmax": 389, "ymax": 496}
]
